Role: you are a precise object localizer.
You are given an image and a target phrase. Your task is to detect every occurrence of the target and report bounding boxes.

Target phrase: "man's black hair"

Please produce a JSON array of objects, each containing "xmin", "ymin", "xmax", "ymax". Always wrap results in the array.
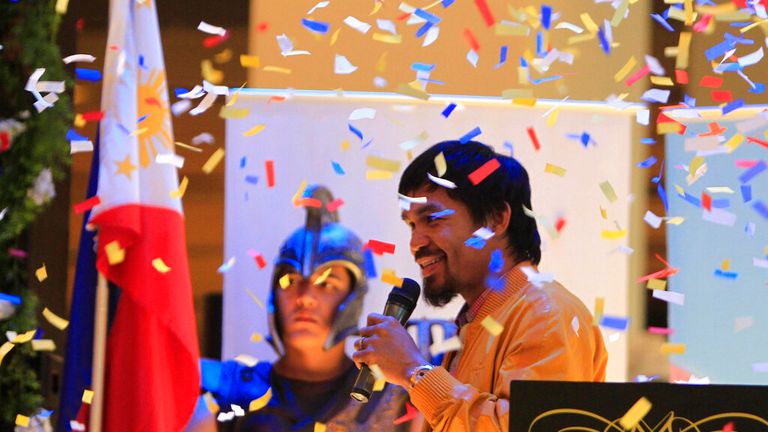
[{"xmin": 398, "ymin": 140, "xmax": 541, "ymax": 265}]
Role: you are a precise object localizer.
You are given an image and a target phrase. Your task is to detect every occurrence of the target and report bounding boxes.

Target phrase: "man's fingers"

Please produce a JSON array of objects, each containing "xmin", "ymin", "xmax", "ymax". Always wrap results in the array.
[{"xmin": 366, "ymin": 313, "xmax": 387, "ymax": 326}]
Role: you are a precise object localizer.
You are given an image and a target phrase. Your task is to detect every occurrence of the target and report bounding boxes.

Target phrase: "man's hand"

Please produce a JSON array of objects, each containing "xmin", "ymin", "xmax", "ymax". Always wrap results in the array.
[{"xmin": 352, "ymin": 313, "xmax": 429, "ymax": 388}]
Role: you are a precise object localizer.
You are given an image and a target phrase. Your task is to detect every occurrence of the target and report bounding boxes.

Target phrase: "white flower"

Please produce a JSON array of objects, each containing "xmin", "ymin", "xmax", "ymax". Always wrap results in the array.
[{"xmin": 27, "ymin": 168, "xmax": 56, "ymax": 206}]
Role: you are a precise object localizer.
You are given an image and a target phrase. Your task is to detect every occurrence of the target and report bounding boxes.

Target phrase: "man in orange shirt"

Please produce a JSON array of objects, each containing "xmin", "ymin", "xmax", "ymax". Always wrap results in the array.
[{"xmin": 352, "ymin": 140, "xmax": 608, "ymax": 431}]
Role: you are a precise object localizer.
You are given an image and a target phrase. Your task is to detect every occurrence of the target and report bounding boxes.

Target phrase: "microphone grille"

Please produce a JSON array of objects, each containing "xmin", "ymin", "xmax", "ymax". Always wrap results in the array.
[{"xmin": 389, "ymin": 277, "xmax": 421, "ymax": 309}]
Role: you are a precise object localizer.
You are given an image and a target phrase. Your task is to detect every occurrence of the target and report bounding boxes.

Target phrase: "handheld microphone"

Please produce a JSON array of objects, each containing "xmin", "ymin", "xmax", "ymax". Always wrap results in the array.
[{"xmin": 350, "ymin": 278, "xmax": 421, "ymax": 403}]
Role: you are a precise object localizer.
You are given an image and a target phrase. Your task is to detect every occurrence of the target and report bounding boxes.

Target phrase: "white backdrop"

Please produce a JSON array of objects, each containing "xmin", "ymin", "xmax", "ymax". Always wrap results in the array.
[{"xmin": 223, "ymin": 89, "xmax": 644, "ymax": 381}]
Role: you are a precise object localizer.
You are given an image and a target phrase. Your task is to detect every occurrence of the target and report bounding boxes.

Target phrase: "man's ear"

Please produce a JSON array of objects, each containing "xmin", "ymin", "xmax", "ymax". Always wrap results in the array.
[{"xmin": 488, "ymin": 202, "xmax": 512, "ymax": 236}]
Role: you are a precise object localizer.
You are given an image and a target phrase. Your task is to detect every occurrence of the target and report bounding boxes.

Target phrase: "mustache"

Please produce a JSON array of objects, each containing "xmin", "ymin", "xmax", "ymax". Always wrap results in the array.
[{"xmin": 414, "ymin": 248, "xmax": 444, "ymax": 261}]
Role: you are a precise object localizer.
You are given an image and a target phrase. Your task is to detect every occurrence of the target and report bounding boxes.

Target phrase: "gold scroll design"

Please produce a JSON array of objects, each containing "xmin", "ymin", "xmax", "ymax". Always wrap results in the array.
[{"xmin": 527, "ymin": 408, "xmax": 768, "ymax": 432}]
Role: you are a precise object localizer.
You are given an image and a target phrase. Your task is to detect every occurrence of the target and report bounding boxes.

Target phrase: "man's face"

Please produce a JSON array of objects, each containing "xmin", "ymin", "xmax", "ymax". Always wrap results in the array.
[
  {"xmin": 401, "ymin": 186, "xmax": 491, "ymax": 306},
  {"xmin": 275, "ymin": 264, "xmax": 352, "ymax": 350}
]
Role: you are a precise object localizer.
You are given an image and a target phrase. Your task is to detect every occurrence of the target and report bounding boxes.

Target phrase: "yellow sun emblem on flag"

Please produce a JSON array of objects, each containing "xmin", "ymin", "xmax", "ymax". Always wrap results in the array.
[{"xmin": 136, "ymin": 68, "xmax": 172, "ymax": 168}]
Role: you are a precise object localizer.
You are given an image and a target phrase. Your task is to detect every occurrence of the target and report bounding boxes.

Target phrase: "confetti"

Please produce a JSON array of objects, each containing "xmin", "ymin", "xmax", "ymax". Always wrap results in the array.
[
  {"xmin": 327, "ymin": 198, "xmax": 345, "ymax": 212},
  {"xmin": 35, "ymin": 264, "xmax": 48, "ymax": 282},
  {"xmin": 249, "ymin": 388, "xmax": 273, "ymax": 412},
  {"xmin": 334, "ymin": 55, "xmax": 358, "ymax": 74},
  {"xmin": 434, "ymin": 152, "xmax": 447, "ymax": 176},
  {"xmin": 600, "ymin": 316, "xmax": 629, "ymax": 331},
  {"xmin": 105, "ymin": 240, "xmax": 125, "ymax": 265},
  {"xmin": 240, "ymin": 55, "xmax": 260, "ymax": 68},
  {"xmin": 198, "ymin": 21, "xmax": 227, "ymax": 36},
  {"xmin": 394, "ymin": 402, "xmax": 420, "ymax": 425},
  {"xmin": 15, "ymin": 415, "xmax": 30, "ymax": 427},
  {"xmin": 0, "ymin": 342, "xmax": 15, "ymax": 366},
  {"xmin": 302, "ymin": 18, "xmax": 330, "ymax": 34},
  {"xmin": 652, "ymin": 290, "xmax": 684, "ymax": 305},
  {"xmin": 660, "ymin": 343, "xmax": 686, "ymax": 355},
  {"xmin": 202, "ymin": 148, "xmax": 225, "ymax": 174},
  {"xmin": 217, "ymin": 257, "xmax": 236, "ymax": 274},
  {"xmin": 544, "ymin": 163, "xmax": 566, "ymax": 177},
  {"xmin": 646, "ymin": 279, "xmax": 666, "ymax": 290},
  {"xmin": 526, "ymin": 127, "xmax": 541, "ymax": 151},
  {"xmin": 459, "ymin": 126, "xmax": 481, "ymax": 144},
  {"xmin": 82, "ymin": 389, "xmax": 95, "ymax": 404},
  {"xmin": 170, "ymin": 176, "xmax": 189, "ymax": 199},
  {"xmin": 619, "ymin": 397, "xmax": 652, "ymax": 430},
  {"xmin": 43, "ymin": 307, "xmax": 69, "ymax": 330},
  {"xmin": 243, "ymin": 124, "xmax": 266, "ymax": 137},
  {"xmin": 75, "ymin": 68, "xmax": 102, "ymax": 81},
  {"xmin": 265, "ymin": 160, "xmax": 275, "ymax": 187},
  {"xmin": 481, "ymin": 315, "xmax": 503, "ymax": 336},
  {"xmin": 614, "ymin": 56, "xmax": 637, "ymax": 82},
  {"xmin": 366, "ymin": 155, "xmax": 400, "ymax": 172},
  {"xmin": 31, "ymin": 339, "xmax": 56, "ymax": 351},
  {"xmin": 599, "ymin": 181, "xmax": 618, "ymax": 203},
  {"xmin": 344, "ymin": 16, "xmax": 371, "ymax": 33},
  {"xmin": 468, "ymin": 159, "xmax": 500, "ymax": 185},
  {"xmin": 151, "ymin": 257, "xmax": 171, "ymax": 274},
  {"xmin": 381, "ymin": 269, "xmax": 404, "ymax": 287},
  {"xmin": 314, "ymin": 423, "xmax": 327, "ymax": 432},
  {"xmin": 366, "ymin": 239, "xmax": 396, "ymax": 255}
]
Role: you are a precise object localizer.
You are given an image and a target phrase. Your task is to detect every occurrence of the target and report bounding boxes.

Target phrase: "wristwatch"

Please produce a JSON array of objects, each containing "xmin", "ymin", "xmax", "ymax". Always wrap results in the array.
[{"xmin": 408, "ymin": 364, "xmax": 435, "ymax": 389}]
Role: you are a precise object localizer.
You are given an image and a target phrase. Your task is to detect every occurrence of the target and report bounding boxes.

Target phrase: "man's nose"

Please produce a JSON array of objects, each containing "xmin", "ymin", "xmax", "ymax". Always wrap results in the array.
[
  {"xmin": 410, "ymin": 227, "xmax": 429, "ymax": 255},
  {"xmin": 295, "ymin": 281, "xmax": 318, "ymax": 308}
]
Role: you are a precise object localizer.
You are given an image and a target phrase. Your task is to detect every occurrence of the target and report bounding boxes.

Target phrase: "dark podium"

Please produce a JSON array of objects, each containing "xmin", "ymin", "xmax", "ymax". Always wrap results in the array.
[{"xmin": 510, "ymin": 380, "xmax": 768, "ymax": 431}]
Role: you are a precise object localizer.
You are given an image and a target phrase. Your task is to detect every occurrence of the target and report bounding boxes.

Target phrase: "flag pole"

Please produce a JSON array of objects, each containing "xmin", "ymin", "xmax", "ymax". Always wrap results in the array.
[{"xmin": 89, "ymin": 271, "xmax": 109, "ymax": 432}]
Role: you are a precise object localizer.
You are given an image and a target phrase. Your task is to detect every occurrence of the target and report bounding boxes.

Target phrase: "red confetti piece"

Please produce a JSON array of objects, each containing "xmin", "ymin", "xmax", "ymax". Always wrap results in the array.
[
  {"xmin": 327, "ymin": 198, "xmax": 345, "ymax": 212},
  {"xmin": 256, "ymin": 21, "xmax": 270, "ymax": 32},
  {"xmin": 463, "ymin": 28, "xmax": 480, "ymax": 51},
  {"xmin": 366, "ymin": 239, "xmax": 396, "ymax": 255},
  {"xmin": 625, "ymin": 65, "xmax": 650, "ymax": 86},
  {"xmin": 702, "ymin": 192, "xmax": 712, "ymax": 212},
  {"xmin": 657, "ymin": 112, "xmax": 687, "ymax": 135},
  {"xmin": 203, "ymin": 32, "xmax": 230, "ymax": 48},
  {"xmin": 746, "ymin": 135, "xmax": 768, "ymax": 148},
  {"xmin": 710, "ymin": 90, "xmax": 732, "ymax": 103},
  {"xmin": 247, "ymin": 250, "xmax": 267, "ymax": 269},
  {"xmin": 396, "ymin": 12, "xmax": 412, "ymax": 21},
  {"xmin": 468, "ymin": 158, "xmax": 501, "ymax": 185},
  {"xmin": 723, "ymin": 422, "xmax": 735, "ymax": 432},
  {"xmin": 0, "ymin": 131, "xmax": 9, "ymax": 153},
  {"xmin": 555, "ymin": 217, "xmax": 567, "ymax": 233},
  {"xmin": 393, "ymin": 402, "xmax": 419, "ymax": 425},
  {"xmin": 526, "ymin": 127, "xmax": 541, "ymax": 151},
  {"xmin": 76, "ymin": 18, "xmax": 85, "ymax": 31},
  {"xmin": 144, "ymin": 97, "xmax": 162, "ymax": 108},
  {"xmin": 674, "ymin": 69, "xmax": 688, "ymax": 84},
  {"xmin": 265, "ymin": 160, "xmax": 275, "ymax": 187},
  {"xmin": 698, "ymin": 122, "xmax": 727, "ymax": 137},
  {"xmin": 693, "ymin": 14, "xmax": 713, "ymax": 32},
  {"xmin": 647, "ymin": 326, "xmax": 674, "ymax": 335},
  {"xmin": 73, "ymin": 195, "xmax": 101, "ymax": 214},
  {"xmin": 699, "ymin": 75, "xmax": 723, "ymax": 88},
  {"xmin": 81, "ymin": 111, "xmax": 105, "ymax": 121},
  {"xmin": 736, "ymin": 159, "xmax": 760, "ymax": 168},
  {"xmin": 8, "ymin": 248, "xmax": 28, "ymax": 258},
  {"xmin": 474, "ymin": 0, "xmax": 496, "ymax": 27},
  {"xmin": 268, "ymin": 96, "xmax": 286, "ymax": 103},
  {"xmin": 297, "ymin": 198, "xmax": 322, "ymax": 208}
]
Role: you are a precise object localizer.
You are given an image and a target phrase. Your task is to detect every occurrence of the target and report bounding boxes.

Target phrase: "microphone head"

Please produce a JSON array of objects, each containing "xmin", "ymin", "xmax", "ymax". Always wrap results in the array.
[{"xmin": 387, "ymin": 278, "xmax": 421, "ymax": 311}]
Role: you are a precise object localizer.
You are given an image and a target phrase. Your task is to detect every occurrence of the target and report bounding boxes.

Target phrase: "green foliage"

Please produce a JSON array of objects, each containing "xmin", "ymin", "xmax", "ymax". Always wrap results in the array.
[{"xmin": 0, "ymin": 0, "xmax": 72, "ymax": 428}]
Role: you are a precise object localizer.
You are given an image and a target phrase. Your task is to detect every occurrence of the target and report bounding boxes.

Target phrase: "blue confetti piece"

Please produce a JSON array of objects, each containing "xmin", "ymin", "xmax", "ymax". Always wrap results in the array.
[
  {"xmin": 741, "ymin": 184, "xmax": 752, "ymax": 203},
  {"xmin": 442, "ymin": 103, "xmax": 457, "ymax": 118},
  {"xmin": 597, "ymin": 28, "xmax": 610, "ymax": 54},
  {"xmin": 722, "ymin": 99, "xmax": 744, "ymax": 115},
  {"xmin": 717, "ymin": 62, "xmax": 742, "ymax": 72},
  {"xmin": 37, "ymin": 410, "xmax": 54, "ymax": 419},
  {"xmin": 420, "ymin": 78, "xmax": 446, "ymax": 85},
  {"xmin": 412, "ymin": 62, "xmax": 435, "ymax": 72},
  {"xmin": 600, "ymin": 315, "xmax": 629, "ymax": 331},
  {"xmin": 430, "ymin": 209, "xmax": 455, "ymax": 219},
  {"xmin": 712, "ymin": 198, "xmax": 730, "ymax": 209},
  {"xmin": 489, "ymin": 249, "xmax": 504, "ymax": 273},
  {"xmin": 504, "ymin": 141, "xmax": 514, "ymax": 157},
  {"xmin": 541, "ymin": 5, "xmax": 552, "ymax": 29},
  {"xmin": 536, "ymin": 31, "xmax": 546, "ymax": 57},
  {"xmin": 0, "ymin": 292, "xmax": 22, "ymax": 305},
  {"xmin": 75, "ymin": 68, "xmax": 102, "ymax": 81},
  {"xmin": 520, "ymin": 56, "xmax": 529, "ymax": 67},
  {"xmin": 640, "ymin": 138, "xmax": 656, "ymax": 145},
  {"xmin": 138, "ymin": 55, "xmax": 145, "ymax": 68},
  {"xmin": 459, "ymin": 126, "xmax": 482, "ymax": 144},
  {"xmin": 415, "ymin": 21, "xmax": 433, "ymax": 38},
  {"xmin": 239, "ymin": 157, "xmax": 247, "ymax": 168},
  {"xmin": 529, "ymin": 75, "xmax": 562, "ymax": 85},
  {"xmin": 650, "ymin": 13, "xmax": 675, "ymax": 32},
  {"xmin": 681, "ymin": 191, "xmax": 701, "ymax": 208},
  {"xmin": 714, "ymin": 269, "xmax": 738, "ymax": 280},
  {"xmin": 658, "ymin": 183, "xmax": 669, "ymax": 211},
  {"xmin": 442, "ymin": 0, "xmax": 455, "ymax": 6},
  {"xmin": 651, "ymin": 159, "xmax": 664, "ymax": 184},
  {"xmin": 175, "ymin": 88, "xmax": 189, "ymax": 97},
  {"xmin": 244, "ymin": 175, "xmax": 259, "ymax": 185},
  {"xmin": 331, "ymin": 161, "xmax": 346, "ymax": 175},
  {"xmin": 683, "ymin": 94, "xmax": 697, "ymax": 107},
  {"xmin": 637, "ymin": 155, "xmax": 657, "ymax": 168},
  {"xmin": 705, "ymin": 39, "xmax": 736, "ymax": 61},
  {"xmin": 362, "ymin": 139, "xmax": 373, "ymax": 149},
  {"xmin": 137, "ymin": 114, "xmax": 148, "ymax": 123},
  {"xmin": 414, "ymin": 8, "xmax": 441, "ymax": 24},
  {"xmin": 738, "ymin": 160, "xmax": 766, "ymax": 184},
  {"xmin": 363, "ymin": 248, "xmax": 377, "ymax": 278},
  {"xmin": 66, "ymin": 128, "xmax": 87, "ymax": 141},
  {"xmin": 753, "ymin": 200, "xmax": 768, "ymax": 219},
  {"xmin": 580, "ymin": 132, "xmax": 592, "ymax": 148},
  {"xmin": 465, "ymin": 236, "xmax": 486, "ymax": 249},
  {"xmin": 485, "ymin": 274, "xmax": 505, "ymax": 290},
  {"xmin": 494, "ymin": 45, "xmax": 508, "ymax": 69},
  {"xmin": 745, "ymin": 221, "xmax": 756, "ymax": 237},
  {"xmin": 348, "ymin": 123, "xmax": 363, "ymax": 141},
  {"xmin": 301, "ymin": 18, "xmax": 330, "ymax": 34},
  {"xmin": 749, "ymin": 82, "xmax": 766, "ymax": 94},
  {"xmin": 724, "ymin": 32, "xmax": 753, "ymax": 45}
]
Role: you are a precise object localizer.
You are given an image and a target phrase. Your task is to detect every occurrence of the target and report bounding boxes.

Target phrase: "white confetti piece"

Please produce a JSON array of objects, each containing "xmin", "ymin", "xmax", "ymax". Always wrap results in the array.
[
  {"xmin": 63, "ymin": 54, "xmax": 96, "ymax": 64},
  {"xmin": 644, "ymin": 210, "xmax": 662, "ymax": 229},
  {"xmin": 466, "ymin": 50, "xmax": 479, "ymax": 68},
  {"xmin": 198, "ymin": 21, "xmax": 227, "ymax": 36},
  {"xmin": 651, "ymin": 289, "xmax": 684, "ymax": 305},
  {"xmin": 427, "ymin": 173, "xmax": 457, "ymax": 189},
  {"xmin": 344, "ymin": 16, "xmax": 371, "ymax": 34},
  {"xmin": 334, "ymin": 55, "xmax": 358, "ymax": 74},
  {"xmin": 192, "ymin": 132, "xmax": 215, "ymax": 145},
  {"xmin": 349, "ymin": 108, "xmax": 376, "ymax": 120},
  {"xmin": 423, "ymin": 26, "xmax": 440, "ymax": 47},
  {"xmin": 307, "ymin": 0, "xmax": 329, "ymax": 14},
  {"xmin": 376, "ymin": 19, "xmax": 397, "ymax": 35},
  {"xmin": 156, "ymin": 153, "xmax": 185, "ymax": 168}
]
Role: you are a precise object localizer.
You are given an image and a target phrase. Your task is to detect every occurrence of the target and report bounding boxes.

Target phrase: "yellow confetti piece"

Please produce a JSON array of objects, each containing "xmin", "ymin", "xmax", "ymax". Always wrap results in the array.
[
  {"xmin": 243, "ymin": 124, "xmax": 266, "ymax": 137},
  {"xmin": 372, "ymin": 33, "xmax": 402, "ymax": 44},
  {"xmin": 684, "ymin": 0, "xmax": 694, "ymax": 25},
  {"xmin": 279, "ymin": 274, "xmax": 291, "ymax": 289},
  {"xmin": 170, "ymin": 176, "xmax": 189, "ymax": 199},
  {"xmin": 396, "ymin": 82, "xmax": 430, "ymax": 101},
  {"xmin": 55, "ymin": 0, "xmax": 69, "ymax": 14},
  {"xmin": 330, "ymin": 28, "xmax": 341, "ymax": 46},
  {"xmin": 74, "ymin": 113, "xmax": 86, "ymax": 128},
  {"xmin": 706, "ymin": 187, "xmax": 735, "ymax": 194},
  {"xmin": 263, "ymin": 66, "xmax": 292, "ymax": 74},
  {"xmin": 246, "ymin": 288, "xmax": 265, "ymax": 310},
  {"xmin": 580, "ymin": 12, "xmax": 599, "ymax": 33},
  {"xmin": 105, "ymin": 240, "xmax": 125, "ymax": 265},
  {"xmin": 43, "ymin": 307, "xmax": 69, "ymax": 330},
  {"xmin": 35, "ymin": 264, "xmax": 48, "ymax": 282},
  {"xmin": 375, "ymin": 52, "xmax": 388, "ymax": 74},
  {"xmin": 31, "ymin": 339, "xmax": 56, "ymax": 351},
  {"xmin": 249, "ymin": 388, "xmax": 273, "ymax": 412},
  {"xmin": 368, "ymin": 364, "xmax": 387, "ymax": 391},
  {"xmin": 666, "ymin": 217, "xmax": 685, "ymax": 225},
  {"xmin": 214, "ymin": 48, "xmax": 233, "ymax": 64},
  {"xmin": 151, "ymin": 257, "xmax": 171, "ymax": 274},
  {"xmin": 381, "ymin": 269, "xmax": 404, "ymax": 287},
  {"xmin": 240, "ymin": 55, "xmax": 260, "ymax": 68},
  {"xmin": 649, "ymin": 76, "xmax": 674, "ymax": 86},
  {"xmin": 313, "ymin": 267, "xmax": 333, "ymax": 285},
  {"xmin": 646, "ymin": 279, "xmax": 667, "ymax": 290},
  {"xmin": 434, "ymin": 152, "xmax": 447, "ymax": 177},
  {"xmin": 366, "ymin": 155, "xmax": 401, "ymax": 172},
  {"xmin": 544, "ymin": 163, "xmax": 567, "ymax": 177},
  {"xmin": 740, "ymin": 19, "xmax": 768, "ymax": 33},
  {"xmin": 660, "ymin": 343, "xmax": 686, "ymax": 355},
  {"xmin": 594, "ymin": 297, "xmax": 605, "ymax": 323},
  {"xmin": 614, "ymin": 56, "xmax": 637, "ymax": 82},
  {"xmin": 601, "ymin": 229, "xmax": 627, "ymax": 240},
  {"xmin": 203, "ymin": 392, "xmax": 219, "ymax": 414},
  {"xmin": 174, "ymin": 141, "xmax": 203, "ymax": 153},
  {"xmin": 545, "ymin": 107, "xmax": 560, "ymax": 127},
  {"xmin": 366, "ymin": 170, "xmax": 394, "ymax": 180},
  {"xmin": 658, "ymin": 121, "xmax": 684, "ymax": 135},
  {"xmin": 250, "ymin": 332, "xmax": 264, "ymax": 343},
  {"xmin": 724, "ymin": 133, "xmax": 743, "ymax": 153},
  {"xmin": 512, "ymin": 98, "xmax": 537, "ymax": 107},
  {"xmin": 226, "ymin": 82, "xmax": 248, "ymax": 107},
  {"xmin": 599, "ymin": 181, "xmax": 618, "ymax": 203},
  {"xmin": 340, "ymin": 140, "xmax": 350, "ymax": 151},
  {"xmin": 481, "ymin": 315, "xmax": 504, "ymax": 336},
  {"xmin": 610, "ymin": 0, "xmax": 630, "ymax": 26},
  {"xmin": 314, "ymin": 423, "xmax": 327, "ymax": 432},
  {"xmin": 675, "ymin": 32, "xmax": 692, "ymax": 69},
  {"xmin": 12, "ymin": 329, "xmax": 37, "ymax": 344},
  {"xmin": 201, "ymin": 59, "xmax": 224, "ymax": 84},
  {"xmin": 600, "ymin": 206, "xmax": 608, "ymax": 219},
  {"xmin": 619, "ymin": 397, "xmax": 652, "ymax": 430},
  {"xmin": 202, "ymin": 148, "xmax": 225, "ymax": 174},
  {"xmin": 15, "ymin": 414, "xmax": 30, "ymax": 427},
  {"xmin": 292, "ymin": 180, "xmax": 308, "ymax": 206},
  {"xmin": 219, "ymin": 106, "xmax": 250, "ymax": 119},
  {"xmin": 722, "ymin": 259, "xmax": 731, "ymax": 271},
  {"xmin": 495, "ymin": 23, "xmax": 530, "ymax": 36},
  {"xmin": 0, "ymin": 342, "xmax": 15, "ymax": 366},
  {"xmin": 82, "ymin": 389, "xmax": 94, "ymax": 404}
]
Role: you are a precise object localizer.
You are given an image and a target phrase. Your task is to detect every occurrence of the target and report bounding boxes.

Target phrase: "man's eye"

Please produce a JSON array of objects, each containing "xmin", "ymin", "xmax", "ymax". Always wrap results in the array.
[{"xmin": 427, "ymin": 216, "xmax": 442, "ymax": 224}]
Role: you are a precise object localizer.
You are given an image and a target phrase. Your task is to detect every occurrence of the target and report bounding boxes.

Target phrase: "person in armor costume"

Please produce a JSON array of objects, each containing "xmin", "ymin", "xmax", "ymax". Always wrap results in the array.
[{"xmin": 187, "ymin": 185, "xmax": 408, "ymax": 432}]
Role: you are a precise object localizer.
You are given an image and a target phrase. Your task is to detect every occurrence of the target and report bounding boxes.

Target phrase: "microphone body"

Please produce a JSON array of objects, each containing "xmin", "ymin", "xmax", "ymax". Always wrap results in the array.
[{"xmin": 350, "ymin": 279, "xmax": 420, "ymax": 403}]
